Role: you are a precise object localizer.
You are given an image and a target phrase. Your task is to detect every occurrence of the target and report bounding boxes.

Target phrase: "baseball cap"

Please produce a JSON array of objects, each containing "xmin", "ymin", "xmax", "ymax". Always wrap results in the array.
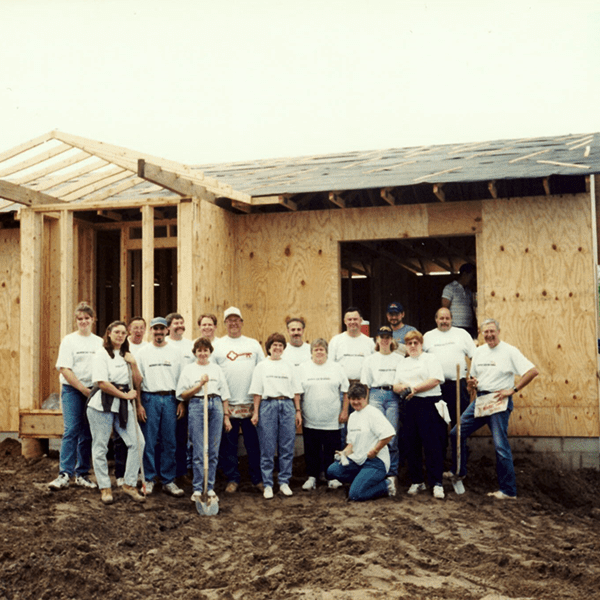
[
  {"xmin": 224, "ymin": 306, "xmax": 243, "ymax": 320},
  {"xmin": 149, "ymin": 317, "xmax": 168, "ymax": 328},
  {"xmin": 386, "ymin": 302, "xmax": 404, "ymax": 314}
]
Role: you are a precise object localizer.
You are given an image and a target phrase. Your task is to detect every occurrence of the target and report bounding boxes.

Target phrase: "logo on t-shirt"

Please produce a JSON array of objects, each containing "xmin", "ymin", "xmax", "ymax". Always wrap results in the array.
[{"xmin": 226, "ymin": 351, "xmax": 253, "ymax": 361}]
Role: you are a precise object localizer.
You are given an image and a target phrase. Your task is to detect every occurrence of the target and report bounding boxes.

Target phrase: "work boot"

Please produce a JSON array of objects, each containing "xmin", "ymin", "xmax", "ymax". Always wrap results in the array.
[
  {"xmin": 101, "ymin": 488, "xmax": 113, "ymax": 505},
  {"xmin": 122, "ymin": 484, "xmax": 146, "ymax": 503}
]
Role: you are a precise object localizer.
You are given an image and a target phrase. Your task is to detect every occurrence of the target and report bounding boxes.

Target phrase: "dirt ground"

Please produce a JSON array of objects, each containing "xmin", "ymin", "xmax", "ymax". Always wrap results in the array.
[{"xmin": 2, "ymin": 438, "xmax": 600, "ymax": 600}]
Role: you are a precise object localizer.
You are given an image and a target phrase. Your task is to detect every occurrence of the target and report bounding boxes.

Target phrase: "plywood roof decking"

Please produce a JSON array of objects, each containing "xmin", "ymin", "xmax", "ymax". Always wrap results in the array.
[
  {"xmin": 193, "ymin": 133, "xmax": 598, "ymax": 196},
  {"xmin": 0, "ymin": 131, "xmax": 597, "ymax": 214}
]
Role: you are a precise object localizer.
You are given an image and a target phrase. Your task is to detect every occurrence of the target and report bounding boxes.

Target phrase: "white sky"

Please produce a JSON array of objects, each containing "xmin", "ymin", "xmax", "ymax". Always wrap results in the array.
[{"xmin": 1, "ymin": 0, "xmax": 599, "ymax": 165}]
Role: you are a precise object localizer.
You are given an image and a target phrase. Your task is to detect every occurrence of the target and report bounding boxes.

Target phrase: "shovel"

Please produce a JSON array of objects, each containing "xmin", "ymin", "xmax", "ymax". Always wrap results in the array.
[
  {"xmin": 196, "ymin": 386, "xmax": 219, "ymax": 516},
  {"xmin": 451, "ymin": 364, "xmax": 465, "ymax": 495}
]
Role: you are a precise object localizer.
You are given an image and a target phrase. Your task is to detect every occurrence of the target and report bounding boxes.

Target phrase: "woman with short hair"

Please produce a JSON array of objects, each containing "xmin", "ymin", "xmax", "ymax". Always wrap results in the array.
[{"xmin": 250, "ymin": 333, "xmax": 302, "ymax": 499}]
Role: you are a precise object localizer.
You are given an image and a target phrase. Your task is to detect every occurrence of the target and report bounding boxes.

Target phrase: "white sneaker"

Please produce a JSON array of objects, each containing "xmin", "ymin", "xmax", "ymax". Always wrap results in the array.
[
  {"xmin": 144, "ymin": 481, "xmax": 154, "ymax": 495},
  {"xmin": 48, "ymin": 473, "xmax": 70, "ymax": 490},
  {"xmin": 279, "ymin": 483, "xmax": 293, "ymax": 496},
  {"xmin": 74, "ymin": 475, "xmax": 97, "ymax": 489},
  {"xmin": 328, "ymin": 479, "xmax": 343, "ymax": 489},
  {"xmin": 190, "ymin": 491, "xmax": 202, "ymax": 502},
  {"xmin": 263, "ymin": 486, "xmax": 274, "ymax": 499},
  {"xmin": 387, "ymin": 477, "xmax": 397, "ymax": 497},
  {"xmin": 433, "ymin": 485, "xmax": 445, "ymax": 499},
  {"xmin": 116, "ymin": 477, "xmax": 125, "ymax": 487},
  {"xmin": 302, "ymin": 477, "xmax": 316, "ymax": 491},
  {"xmin": 487, "ymin": 490, "xmax": 517, "ymax": 500},
  {"xmin": 407, "ymin": 482, "xmax": 426, "ymax": 495},
  {"xmin": 163, "ymin": 482, "xmax": 184, "ymax": 497}
]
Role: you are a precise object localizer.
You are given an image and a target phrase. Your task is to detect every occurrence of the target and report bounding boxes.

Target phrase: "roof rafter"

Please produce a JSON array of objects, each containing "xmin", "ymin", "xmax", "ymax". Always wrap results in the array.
[{"xmin": 0, "ymin": 179, "xmax": 63, "ymax": 206}]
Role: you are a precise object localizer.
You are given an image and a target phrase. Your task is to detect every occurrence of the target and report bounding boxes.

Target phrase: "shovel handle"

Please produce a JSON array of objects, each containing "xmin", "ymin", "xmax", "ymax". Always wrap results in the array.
[{"xmin": 456, "ymin": 364, "xmax": 461, "ymax": 473}]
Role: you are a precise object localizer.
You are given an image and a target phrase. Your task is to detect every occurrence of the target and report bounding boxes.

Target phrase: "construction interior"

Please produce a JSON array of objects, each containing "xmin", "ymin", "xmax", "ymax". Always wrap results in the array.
[{"xmin": 0, "ymin": 131, "xmax": 599, "ymax": 466}]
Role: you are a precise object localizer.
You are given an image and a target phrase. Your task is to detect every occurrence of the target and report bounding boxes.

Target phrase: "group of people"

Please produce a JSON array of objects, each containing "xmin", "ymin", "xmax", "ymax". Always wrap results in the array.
[{"xmin": 48, "ymin": 268, "xmax": 539, "ymax": 504}]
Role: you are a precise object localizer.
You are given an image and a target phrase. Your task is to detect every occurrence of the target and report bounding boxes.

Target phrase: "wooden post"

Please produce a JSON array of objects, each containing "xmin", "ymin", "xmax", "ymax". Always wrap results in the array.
[
  {"xmin": 141, "ymin": 205, "xmax": 154, "ymax": 324},
  {"xmin": 20, "ymin": 209, "xmax": 44, "ymax": 457},
  {"xmin": 177, "ymin": 198, "xmax": 199, "ymax": 335},
  {"xmin": 120, "ymin": 226, "xmax": 130, "ymax": 321},
  {"xmin": 59, "ymin": 209, "xmax": 74, "ymax": 340}
]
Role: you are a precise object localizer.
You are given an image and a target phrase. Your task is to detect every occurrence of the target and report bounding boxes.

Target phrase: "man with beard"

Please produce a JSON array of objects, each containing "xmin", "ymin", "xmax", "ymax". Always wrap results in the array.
[{"xmin": 386, "ymin": 302, "xmax": 415, "ymax": 356}]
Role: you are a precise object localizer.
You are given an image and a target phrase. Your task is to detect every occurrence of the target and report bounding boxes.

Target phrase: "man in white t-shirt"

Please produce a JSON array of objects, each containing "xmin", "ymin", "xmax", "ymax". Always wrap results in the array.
[
  {"xmin": 213, "ymin": 306, "xmax": 265, "ymax": 492},
  {"xmin": 127, "ymin": 316, "xmax": 148, "ymax": 359},
  {"xmin": 281, "ymin": 317, "xmax": 311, "ymax": 367},
  {"xmin": 166, "ymin": 312, "xmax": 195, "ymax": 481},
  {"xmin": 423, "ymin": 307, "xmax": 476, "ymax": 432},
  {"xmin": 329, "ymin": 307, "xmax": 375, "ymax": 446},
  {"xmin": 450, "ymin": 318, "xmax": 539, "ymax": 500},
  {"xmin": 137, "ymin": 317, "xmax": 185, "ymax": 497}
]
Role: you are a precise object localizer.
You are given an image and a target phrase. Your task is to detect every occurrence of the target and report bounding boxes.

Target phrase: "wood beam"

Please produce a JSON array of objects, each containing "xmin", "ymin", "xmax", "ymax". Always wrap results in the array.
[
  {"xmin": 31, "ymin": 196, "xmax": 182, "ymax": 212},
  {"xmin": 380, "ymin": 187, "xmax": 395, "ymax": 206},
  {"xmin": 329, "ymin": 191, "xmax": 345, "ymax": 208},
  {"xmin": 395, "ymin": 238, "xmax": 453, "ymax": 272},
  {"xmin": 12, "ymin": 151, "xmax": 92, "ymax": 185},
  {"xmin": 231, "ymin": 199, "xmax": 252, "ymax": 213},
  {"xmin": 59, "ymin": 210, "xmax": 74, "ymax": 340},
  {"xmin": 19, "ymin": 210, "xmax": 43, "ymax": 412},
  {"xmin": 97, "ymin": 210, "xmax": 122, "ymax": 221},
  {"xmin": 251, "ymin": 195, "xmax": 297, "ymax": 211},
  {"xmin": 34, "ymin": 158, "xmax": 107, "ymax": 191},
  {"xmin": 141, "ymin": 205, "xmax": 154, "ymax": 327},
  {"xmin": 488, "ymin": 180, "xmax": 498, "ymax": 199},
  {"xmin": 120, "ymin": 226, "xmax": 130, "ymax": 320},
  {"xmin": 433, "ymin": 183, "xmax": 445, "ymax": 202},
  {"xmin": 0, "ymin": 143, "xmax": 71, "ymax": 178},
  {"xmin": 0, "ymin": 132, "xmax": 53, "ymax": 163},
  {"xmin": 177, "ymin": 199, "xmax": 199, "ymax": 333},
  {"xmin": 0, "ymin": 179, "xmax": 63, "ymax": 206},
  {"xmin": 543, "ymin": 177, "xmax": 551, "ymax": 196}
]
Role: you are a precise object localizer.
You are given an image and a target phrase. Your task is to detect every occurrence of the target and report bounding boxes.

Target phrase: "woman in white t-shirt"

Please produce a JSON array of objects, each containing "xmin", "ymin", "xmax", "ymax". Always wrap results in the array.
[
  {"xmin": 250, "ymin": 333, "xmax": 302, "ymax": 499},
  {"xmin": 176, "ymin": 337, "xmax": 231, "ymax": 502},
  {"xmin": 48, "ymin": 302, "xmax": 103, "ymax": 492},
  {"xmin": 297, "ymin": 338, "xmax": 349, "ymax": 491},
  {"xmin": 360, "ymin": 325, "xmax": 405, "ymax": 480},
  {"xmin": 393, "ymin": 330, "xmax": 446, "ymax": 499},
  {"xmin": 326, "ymin": 383, "xmax": 396, "ymax": 501},
  {"xmin": 86, "ymin": 321, "xmax": 146, "ymax": 505}
]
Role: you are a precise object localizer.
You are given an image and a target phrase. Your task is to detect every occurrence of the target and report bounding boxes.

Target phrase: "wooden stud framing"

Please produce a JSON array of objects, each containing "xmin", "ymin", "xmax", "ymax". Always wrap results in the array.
[
  {"xmin": 329, "ymin": 191, "xmax": 345, "ymax": 208},
  {"xmin": 19, "ymin": 209, "xmax": 43, "ymax": 411},
  {"xmin": 141, "ymin": 205, "xmax": 154, "ymax": 327},
  {"xmin": 120, "ymin": 226, "xmax": 130, "ymax": 320},
  {"xmin": 433, "ymin": 183, "xmax": 445, "ymax": 202},
  {"xmin": 59, "ymin": 210, "xmax": 74, "ymax": 340},
  {"xmin": 0, "ymin": 179, "xmax": 62, "ymax": 206},
  {"xmin": 380, "ymin": 187, "xmax": 395, "ymax": 206},
  {"xmin": 177, "ymin": 198, "xmax": 199, "ymax": 332}
]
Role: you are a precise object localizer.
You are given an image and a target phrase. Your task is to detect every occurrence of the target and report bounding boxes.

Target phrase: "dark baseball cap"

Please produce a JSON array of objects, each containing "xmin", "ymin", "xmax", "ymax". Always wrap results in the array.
[{"xmin": 386, "ymin": 302, "xmax": 404, "ymax": 314}]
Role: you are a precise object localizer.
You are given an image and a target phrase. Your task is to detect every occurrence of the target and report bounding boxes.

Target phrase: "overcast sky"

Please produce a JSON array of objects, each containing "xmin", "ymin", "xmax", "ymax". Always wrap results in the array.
[{"xmin": 2, "ymin": 0, "xmax": 599, "ymax": 165}]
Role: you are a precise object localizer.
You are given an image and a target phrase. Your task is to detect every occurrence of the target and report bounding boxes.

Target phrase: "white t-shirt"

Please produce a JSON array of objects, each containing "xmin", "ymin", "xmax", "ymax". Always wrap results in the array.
[
  {"xmin": 176, "ymin": 361, "xmax": 230, "ymax": 401},
  {"xmin": 347, "ymin": 404, "xmax": 396, "ymax": 471},
  {"xmin": 128, "ymin": 339, "xmax": 148, "ymax": 359},
  {"xmin": 88, "ymin": 347, "xmax": 131, "ymax": 413},
  {"xmin": 471, "ymin": 341, "xmax": 535, "ymax": 392},
  {"xmin": 212, "ymin": 335, "xmax": 265, "ymax": 405},
  {"xmin": 56, "ymin": 331, "xmax": 103, "ymax": 387},
  {"xmin": 282, "ymin": 342, "xmax": 311, "ymax": 367},
  {"xmin": 393, "ymin": 352, "xmax": 444, "ymax": 397},
  {"xmin": 248, "ymin": 358, "xmax": 302, "ymax": 400},
  {"xmin": 423, "ymin": 327, "xmax": 476, "ymax": 380},
  {"xmin": 329, "ymin": 332, "xmax": 375, "ymax": 380},
  {"xmin": 167, "ymin": 337, "xmax": 195, "ymax": 365},
  {"xmin": 360, "ymin": 352, "xmax": 405, "ymax": 388},
  {"xmin": 137, "ymin": 343, "xmax": 182, "ymax": 393},
  {"xmin": 297, "ymin": 360, "xmax": 349, "ymax": 430}
]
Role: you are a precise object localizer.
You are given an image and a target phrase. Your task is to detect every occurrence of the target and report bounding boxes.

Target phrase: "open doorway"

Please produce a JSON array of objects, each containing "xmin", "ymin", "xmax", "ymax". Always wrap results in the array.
[{"xmin": 340, "ymin": 235, "xmax": 476, "ymax": 334}]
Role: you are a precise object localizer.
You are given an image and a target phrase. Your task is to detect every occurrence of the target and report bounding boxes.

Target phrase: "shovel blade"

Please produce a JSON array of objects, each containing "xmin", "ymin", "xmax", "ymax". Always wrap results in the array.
[
  {"xmin": 195, "ymin": 497, "xmax": 219, "ymax": 516},
  {"xmin": 452, "ymin": 477, "xmax": 465, "ymax": 495}
]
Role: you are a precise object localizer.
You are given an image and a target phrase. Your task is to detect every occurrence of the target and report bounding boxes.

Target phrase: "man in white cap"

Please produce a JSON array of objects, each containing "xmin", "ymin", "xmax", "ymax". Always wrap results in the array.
[
  {"xmin": 136, "ymin": 317, "xmax": 185, "ymax": 497},
  {"xmin": 213, "ymin": 307, "xmax": 265, "ymax": 492}
]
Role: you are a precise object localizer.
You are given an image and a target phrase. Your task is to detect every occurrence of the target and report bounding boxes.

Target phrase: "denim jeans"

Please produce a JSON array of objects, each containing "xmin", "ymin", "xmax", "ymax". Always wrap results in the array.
[
  {"xmin": 140, "ymin": 392, "xmax": 178, "ymax": 484},
  {"xmin": 218, "ymin": 415, "xmax": 262, "ymax": 485},
  {"xmin": 256, "ymin": 398, "xmax": 296, "ymax": 488},
  {"xmin": 368, "ymin": 388, "xmax": 400, "ymax": 476},
  {"xmin": 87, "ymin": 404, "xmax": 145, "ymax": 489},
  {"xmin": 188, "ymin": 396, "xmax": 224, "ymax": 493},
  {"xmin": 58, "ymin": 384, "xmax": 92, "ymax": 477},
  {"xmin": 404, "ymin": 395, "xmax": 446, "ymax": 487},
  {"xmin": 303, "ymin": 427, "xmax": 340, "ymax": 479},
  {"xmin": 327, "ymin": 457, "xmax": 388, "ymax": 501},
  {"xmin": 450, "ymin": 395, "xmax": 517, "ymax": 497}
]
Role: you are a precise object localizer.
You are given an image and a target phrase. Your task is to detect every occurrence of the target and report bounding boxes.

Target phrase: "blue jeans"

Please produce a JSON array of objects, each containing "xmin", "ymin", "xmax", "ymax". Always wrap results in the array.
[
  {"xmin": 256, "ymin": 398, "xmax": 296, "ymax": 488},
  {"xmin": 327, "ymin": 457, "xmax": 388, "ymax": 501},
  {"xmin": 404, "ymin": 396, "xmax": 446, "ymax": 487},
  {"xmin": 368, "ymin": 388, "xmax": 400, "ymax": 476},
  {"xmin": 140, "ymin": 392, "xmax": 178, "ymax": 484},
  {"xmin": 58, "ymin": 384, "xmax": 92, "ymax": 477},
  {"xmin": 87, "ymin": 405, "xmax": 145, "ymax": 489},
  {"xmin": 219, "ymin": 415, "xmax": 262, "ymax": 485},
  {"xmin": 450, "ymin": 395, "xmax": 517, "ymax": 497},
  {"xmin": 188, "ymin": 396, "xmax": 224, "ymax": 493}
]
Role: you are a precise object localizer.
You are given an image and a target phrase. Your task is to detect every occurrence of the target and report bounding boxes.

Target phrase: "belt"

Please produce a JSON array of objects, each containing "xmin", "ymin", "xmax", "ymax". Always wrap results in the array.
[
  {"xmin": 348, "ymin": 379, "xmax": 360, "ymax": 385},
  {"xmin": 147, "ymin": 390, "xmax": 175, "ymax": 396},
  {"xmin": 373, "ymin": 385, "xmax": 393, "ymax": 391},
  {"xmin": 192, "ymin": 394, "xmax": 219, "ymax": 400},
  {"xmin": 266, "ymin": 396, "xmax": 287, "ymax": 400}
]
